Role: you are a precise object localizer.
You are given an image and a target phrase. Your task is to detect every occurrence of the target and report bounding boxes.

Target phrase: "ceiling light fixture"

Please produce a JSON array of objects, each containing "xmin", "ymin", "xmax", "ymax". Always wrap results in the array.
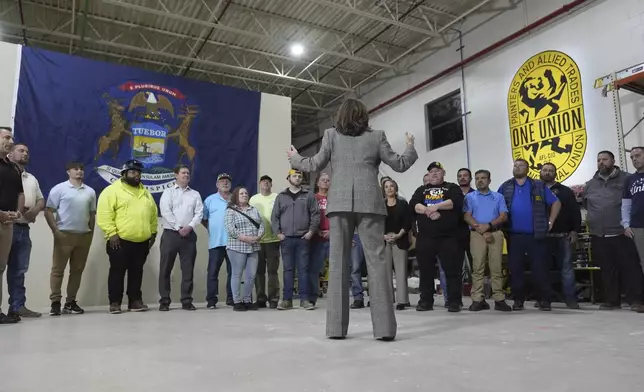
[{"xmin": 290, "ymin": 43, "xmax": 305, "ymax": 57}]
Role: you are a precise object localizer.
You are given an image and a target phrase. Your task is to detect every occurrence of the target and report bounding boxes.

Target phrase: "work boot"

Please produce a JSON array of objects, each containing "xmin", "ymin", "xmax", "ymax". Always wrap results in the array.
[
  {"xmin": 469, "ymin": 301, "xmax": 487, "ymax": 312},
  {"xmin": 494, "ymin": 301, "xmax": 512, "ymax": 312}
]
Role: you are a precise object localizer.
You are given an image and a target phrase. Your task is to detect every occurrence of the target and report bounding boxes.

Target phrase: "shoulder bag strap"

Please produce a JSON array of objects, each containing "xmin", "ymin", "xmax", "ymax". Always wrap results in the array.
[{"xmin": 228, "ymin": 206, "xmax": 260, "ymax": 229}]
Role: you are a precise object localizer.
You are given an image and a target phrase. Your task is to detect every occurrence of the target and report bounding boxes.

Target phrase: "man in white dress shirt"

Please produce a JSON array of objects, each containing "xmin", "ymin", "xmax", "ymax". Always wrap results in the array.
[{"xmin": 158, "ymin": 164, "xmax": 204, "ymax": 311}]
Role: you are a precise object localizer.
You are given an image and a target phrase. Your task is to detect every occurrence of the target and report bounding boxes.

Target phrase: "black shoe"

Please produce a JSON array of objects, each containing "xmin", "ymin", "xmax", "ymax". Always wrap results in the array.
[
  {"xmin": 6, "ymin": 311, "xmax": 21, "ymax": 323},
  {"xmin": 377, "ymin": 336, "xmax": 395, "ymax": 342},
  {"xmin": 512, "ymin": 300, "xmax": 524, "ymax": 311},
  {"xmin": 245, "ymin": 302, "xmax": 259, "ymax": 311},
  {"xmin": 481, "ymin": 301, "xmax": 490, "ymax": 310},
  {"xmin": 233, "ymin": 303, "xmax": 246, "ymax": 312},
  {"xmin": 448, "ymin": 303, "xmax": 461, "ymax": 313},
  {"xmin": 469, "ymin": 301, "xmax": 486, "ymax": 312},
  {"xmin": 599, "ymin": 303, "xmax": 621, "ymax": 310},
  {"xmin": 539, "ymin": 301, "xmax": 552, "ymax": 311},
  {"xmin": 416, "ymin": 301, "xmax": 434, "ymax": 311},
  {"xmin": 63, "ymin": 301, "xmax": 85, "ymax": 314},
  {"xmin": 350, "ymin": 300, "xmax": 365, "ymax": 309},
  {"xmin": 395, "ymin": 303, "xmax": 406, "ymax": 310},
  {"xmin": 269, "ymin": 300, "xmax": 278, "ymax": 309},
  {"xmin": 226, "ymin": 298, "xmax": 234, "ymax": 307},
  {"xmin": 49, "ymin": 301, "xmax": 62, "ymax": 316},
  {"xmin": 256, "ymin": 301, "xmax": 267, "ymax": 309},
  {"xmin": 566, "ymin": 300, "xmax": 580, "ymax": 310},
  {"xmin": 182, "ymin": 303, "xmax": 196, "ymax": 311},
  {"xmin": 328, "ymin": 336, "xmax": 346, "ymax": 340},
  {"xmin": 494, "ymin": 301, "xmax": 512, "ymax": 312},
  {"xmin": 206, "ymin": 301, "xmax": 216, "ymax": 309},
  {"xmin": 0, "ymin": 312, "xmax": 19, "ymax": 324},
  {"xmin": 159, "ymin": 303, "xmax": 170, "ymax": 312},
  {"xmin": 630, "ymin": 304, "xmax": 644, "ymax": 312}
]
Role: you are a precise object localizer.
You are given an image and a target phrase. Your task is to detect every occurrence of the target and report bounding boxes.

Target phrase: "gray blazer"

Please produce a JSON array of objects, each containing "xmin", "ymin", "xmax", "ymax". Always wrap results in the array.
[{"xmin": 290, "ymin": 128, "xmax": 418, "ymax": 216}]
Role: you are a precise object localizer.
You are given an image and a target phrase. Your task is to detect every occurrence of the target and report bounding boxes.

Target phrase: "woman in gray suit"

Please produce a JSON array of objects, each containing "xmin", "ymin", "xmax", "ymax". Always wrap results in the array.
[{"xmin": 287, "ymin": 98, "xmax": 417, "ymax": 341}]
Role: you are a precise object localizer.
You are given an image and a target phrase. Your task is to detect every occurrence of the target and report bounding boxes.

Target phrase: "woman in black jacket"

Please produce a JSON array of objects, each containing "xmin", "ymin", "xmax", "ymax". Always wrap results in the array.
[{"xmin": 382, "ymin": 179, "xmax": 412, "ymax": 310}]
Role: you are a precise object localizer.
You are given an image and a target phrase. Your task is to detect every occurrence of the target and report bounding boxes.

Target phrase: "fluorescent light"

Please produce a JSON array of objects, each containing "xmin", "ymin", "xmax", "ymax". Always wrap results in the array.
[{"xmin": 290, "ymin": 44, "xmax": 305, "ymax": 56}]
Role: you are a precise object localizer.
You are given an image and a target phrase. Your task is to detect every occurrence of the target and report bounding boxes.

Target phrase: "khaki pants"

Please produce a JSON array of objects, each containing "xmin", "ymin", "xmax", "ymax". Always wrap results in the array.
[
  {"xmin": 470, "ymin": 231, "xmax": 505, "ymax": 302},
  {"xmin": 50, "ymin": 231, "xmax": 93, "ymax": 303},
  {"xmin": 384, "ymin": 242, "xmax": 409, "ymax": 304},
  {"xmin": 0, "ymin": 223, "xmax": 14, "ymax": 310}
]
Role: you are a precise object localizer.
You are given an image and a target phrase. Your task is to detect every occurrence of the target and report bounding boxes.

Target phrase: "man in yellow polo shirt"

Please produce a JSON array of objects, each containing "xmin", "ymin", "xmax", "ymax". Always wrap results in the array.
[
  {"xmin": 249, "ymin": 175, "xmax": 281, "ymax": 309},
  {"xmin": 97, "ymin": 159, "xmax": 158, "ymax": 314}
]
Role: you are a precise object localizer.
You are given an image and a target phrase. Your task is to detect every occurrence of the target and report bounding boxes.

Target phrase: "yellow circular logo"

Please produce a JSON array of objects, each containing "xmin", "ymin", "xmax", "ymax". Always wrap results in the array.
[{"xmin": 507, "ymin": 50, "xmax": 587, "ymax": 181}]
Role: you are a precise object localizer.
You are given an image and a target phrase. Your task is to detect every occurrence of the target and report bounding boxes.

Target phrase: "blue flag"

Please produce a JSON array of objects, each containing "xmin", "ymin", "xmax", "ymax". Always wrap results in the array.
[{"xmin": 14, "ymin": 47, "xmax": 261, "ymax": 201}]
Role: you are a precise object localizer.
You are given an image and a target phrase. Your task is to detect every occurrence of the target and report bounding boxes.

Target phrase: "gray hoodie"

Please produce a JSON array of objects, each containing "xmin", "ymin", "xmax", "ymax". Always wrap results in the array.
[
  {"xmin": 583, "ymin": 166, "xmax": 630, "ymax": 236},
  {"xmin": 271, "ymin": 188, "xmax": 320, "ymax": 237}
]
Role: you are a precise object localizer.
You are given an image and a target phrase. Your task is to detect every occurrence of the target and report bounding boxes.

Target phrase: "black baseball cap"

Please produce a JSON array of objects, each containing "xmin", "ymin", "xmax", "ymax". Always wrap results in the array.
[
  {"xmin": 217, "ymin": 173, "xmax": 232, "ymax": 181},
  {"xmin": 427, "ymin": 161, "xmax": 444, "ymax": 171},
  {"xmin": 260, "ymin": 175, "xmax": 273, "ymax": 182}
]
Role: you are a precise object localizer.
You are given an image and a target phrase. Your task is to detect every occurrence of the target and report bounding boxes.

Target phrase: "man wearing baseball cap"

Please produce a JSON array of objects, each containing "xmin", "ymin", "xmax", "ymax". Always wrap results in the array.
[
  {"xmin": 203, "ymin": 172, "xmax": 234, "ymax": 308},
  {"xmin": 409, "ymin": 161, "xmax": 464, "ymax": 313}
]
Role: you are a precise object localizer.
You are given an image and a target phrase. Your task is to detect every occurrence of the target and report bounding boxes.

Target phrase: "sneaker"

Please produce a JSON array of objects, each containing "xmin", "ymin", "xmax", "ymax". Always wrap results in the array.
[
  {"xmin": 599, "ymin": 303, "xmax": 621, "ymax": 310},
  {"xmin": 109, "ymin": 303, "xmax": 122, "ymax": 314},
  {"xmin": 269, "ymin": 300, "xmax": 278, "ymax": 309},
  {"xmin": 416, "ymin": 301, "xmax": 434, "ymax": 311},
  {"xmin": 226, "ymin": 298, "xmax": 234, "ymax": 307},
  {"xmin": 539, "ymin": 301, "xmax": 552, "ymax": 311},
  {"xmin": 277, "ymin": 300, "xmax": 293, "ymax": 310},
  {"xmin": 233, "ymin": 303, "xmax": 246, "ymax": 312},
  {"xmin": 494, "ymin": 300, "xmax": 512, "ymax": 312},
  {"xmin": 395, "ymin": 303, "xmax": 406, "ymax": 310},
  {"xmin": 300, "ymin": 301, "xmax": 315, "ymax": 310},
  {"xmin": 17, "ymin": 306, "xmax": 42, "ymax": 318},
  {"xmin": 182, "ymin": 303, "xmax": 196, "ymax": 311},
  {"xmin": 350, "ymin": 300, "xmax": 365, "ymax": 309},
  {"xmin": 63, "ymin": 301, "xmax": 84, "ymax": 315},
  {"xmin": 566, "ymin": 300, "xmax": 580, "ymax": 310},
  {"xmin": 512, "ymin": 300, "xmax": 524, "ymax": 311},
  {"xmin": 468, "ymin": 301, "xmax": 487, "ymax": 312},
  {"xmin": 448, "ymin": 303, "xmax": 461, "ymax": 313},
  {"xmin": 256, "ymin": 301, "xmax": 267, "ymax": 309},
  {"xmin": 159, "ymin": 303, "xmax": 170, "ymax": 312},
  {"xmin": 6, "ymin": 311, "xmax": 21, "ymax": 322},
  {"xmin": 630, "ymin": 304, "xmax": 644, "ymax": 312},
  {"xmin": 128, "ymin": 300, "xmax": 149, "ymax": 312},
  {"xmin": 0, "ymin": 312, "xmax": 19, "ymax": 324},
  {"xmin": 49, "ymin": 301, "xmax": 62, "ymax": 316},
  {"xmin": 481, "ymin": 301, "xmax": 490, "ymax": 310},
  {"xmin": 206, "ymin": 301, "xmax": 216, "ymax": 309},
  {"xmin": 245, "ymin": 302, "xmax": 259, "ymax": 311}
]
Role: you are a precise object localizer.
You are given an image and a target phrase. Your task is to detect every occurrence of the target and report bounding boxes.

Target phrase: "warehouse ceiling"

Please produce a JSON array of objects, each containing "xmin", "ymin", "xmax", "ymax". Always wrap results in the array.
[{"xmin": 0, "ymin": 0, "xmax": 513, "ymax": 134}]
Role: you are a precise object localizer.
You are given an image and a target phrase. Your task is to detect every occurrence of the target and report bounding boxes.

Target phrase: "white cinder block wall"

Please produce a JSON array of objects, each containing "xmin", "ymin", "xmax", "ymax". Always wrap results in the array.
[
  {"xmin": 317, "ymin": 0, "xmax": 644, "ymax": 198},
  {"xmin": 0, "ymin": 41, "xmax": 292, "ymax": 309}
]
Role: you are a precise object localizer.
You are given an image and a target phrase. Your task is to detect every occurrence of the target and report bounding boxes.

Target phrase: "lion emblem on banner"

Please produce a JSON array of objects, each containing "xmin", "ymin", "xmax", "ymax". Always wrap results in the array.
[{"xmin": 94, "ymin": 82, "xmax": 199, "ymax": 193}]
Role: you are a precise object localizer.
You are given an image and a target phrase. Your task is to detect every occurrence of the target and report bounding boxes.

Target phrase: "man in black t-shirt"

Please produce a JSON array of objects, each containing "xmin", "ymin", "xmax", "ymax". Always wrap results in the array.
[{"xmin": 410, "ymin": 162, "xmax": 464, "ymax": 312}]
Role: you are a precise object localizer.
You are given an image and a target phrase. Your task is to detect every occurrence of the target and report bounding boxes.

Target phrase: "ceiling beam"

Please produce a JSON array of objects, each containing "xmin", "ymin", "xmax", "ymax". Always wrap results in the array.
[
  {"xmin": 306, "ymin": 0, "xmax": 441, "ymax": 37},
  {"xmin": 101, "ymin": 0, "xmax": 396, "ymax": 69}
]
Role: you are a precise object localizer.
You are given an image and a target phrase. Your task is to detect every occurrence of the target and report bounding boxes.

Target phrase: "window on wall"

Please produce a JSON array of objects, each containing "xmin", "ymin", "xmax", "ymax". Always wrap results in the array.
[{"xmin": 425, "ymin": 89, "xmax": 464, "ymax": 151}]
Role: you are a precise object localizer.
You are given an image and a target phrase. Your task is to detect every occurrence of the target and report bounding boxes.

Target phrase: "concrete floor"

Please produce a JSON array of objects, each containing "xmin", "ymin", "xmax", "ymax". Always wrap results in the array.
[{"xmin": 1, "ymin": 295, "xmax": 643, "ymax": 392}]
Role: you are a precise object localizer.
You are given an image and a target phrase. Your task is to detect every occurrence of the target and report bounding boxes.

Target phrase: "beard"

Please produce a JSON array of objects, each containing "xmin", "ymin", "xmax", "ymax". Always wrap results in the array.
[{"xmin": 123, "ymin": 177, "xmax": 141, "ymax": 187}]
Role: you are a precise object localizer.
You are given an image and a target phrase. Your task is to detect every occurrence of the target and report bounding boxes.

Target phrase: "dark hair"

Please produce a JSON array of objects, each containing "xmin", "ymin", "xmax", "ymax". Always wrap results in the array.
[
  {"xmin": 380, "ymin": 176, "xmax": 391, "ymax": 186},
  {"xmin": 631, "ymin": 147, "xmax": 644, "ymax": 154},
  {"xmin": 474, "ymin": 169, "xmax": 491, "ymax": 180},
  {"xmin": 514, "ymin": 158, "xmax": 529, "ymax": 166},
  {"xmin": 173, "ymin": 164, "xmax": 190, "ymax": 174},
  {"xmin": 11, "ymin": 143, "xmax": 27, "ymax": 150},
  {"xmin": 335, "ymin": 98, "xmax": 370, "ymax": 136},
  {"xmin": 229, "ymin": 186, "xmax": 248, "ymax": 207},
  {"xmin": 0, "ymin": 126, "xmax": 12, "ymax": 133},
  {"xmin": 457, "ymin": 168, "xmax": 472, "ymax": 178},
  {"xmin": 542, "ymin": 162, "xmax": 557, "ymax": 171},
  {"xmin": 66, "ymin": 161, "xmax": 84, "ymax": 170},
  {"xmin": 381, "ymin": 178, "xmax": 399, "ymax": 198},
  {"xmin": 597, "ymin": 150, "xmax": 615, "ymax": 159}
]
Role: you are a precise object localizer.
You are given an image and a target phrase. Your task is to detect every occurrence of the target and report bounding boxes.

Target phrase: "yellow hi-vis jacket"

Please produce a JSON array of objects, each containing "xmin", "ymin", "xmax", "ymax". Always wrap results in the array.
[{"xmin": 96, "ymin": 179, "xmax": 158, "ymax": 242}]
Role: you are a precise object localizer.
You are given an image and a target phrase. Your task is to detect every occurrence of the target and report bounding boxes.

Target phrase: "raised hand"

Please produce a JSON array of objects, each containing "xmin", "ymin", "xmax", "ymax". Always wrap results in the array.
[{"xmin": 405, "ymin": 132, "xmax": 415, "ymax": 146}]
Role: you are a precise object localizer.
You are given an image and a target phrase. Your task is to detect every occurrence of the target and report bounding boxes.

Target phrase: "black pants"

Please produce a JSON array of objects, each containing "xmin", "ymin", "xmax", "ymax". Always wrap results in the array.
[
  {"xmin": 158, "ymin": 229, "xmax": 197, "ymax": 305},
  {"xmin": 457, "ymin": 228, "xmax": 473, "ymax": 269},
  {"xmin": 508, "ymin": 234, "xmax": 550, "ymax": 302},
  {"xmin": 107, "ymin": 238, "xmax": 150, "ymax": 305},
  {"xmin": 255, "ymin": 242, "xmax": 281, "ymax": 302},
  {"xmin": 591, "ymin": 235, "xmax": 644, "ymax": 305},
  {"xmin": 416, "ymin": 236, "xmax": 463, "ymax": 304}
]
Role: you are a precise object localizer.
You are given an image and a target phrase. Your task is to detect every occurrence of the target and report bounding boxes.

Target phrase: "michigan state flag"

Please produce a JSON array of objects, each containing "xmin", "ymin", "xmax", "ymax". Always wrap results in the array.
[{"xmin": 14, "ymin": 47, "xmax": 261, "ymax": 200}]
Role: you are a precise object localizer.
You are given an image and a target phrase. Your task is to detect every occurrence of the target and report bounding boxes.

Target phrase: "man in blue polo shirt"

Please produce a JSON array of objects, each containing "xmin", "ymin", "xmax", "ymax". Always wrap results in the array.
[
  {"xmin": 498, "ymin": 159, "xmax": 561, "ymax": 311},
  {"xmin": 203, "ymin": 173, "xmax": 234, "ymax": 308},
  {"xmin": 464, "ymin": 169, "xmax": 511, "ymax": 312}
]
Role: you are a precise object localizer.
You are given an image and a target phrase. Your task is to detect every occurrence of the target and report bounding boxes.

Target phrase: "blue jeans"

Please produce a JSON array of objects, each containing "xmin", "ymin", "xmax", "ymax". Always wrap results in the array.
[
  {"xmin": 228, "ymin": 249, "xmax": 259, "ymax": 304},
  {"xmin": 351, "ymin": 234, "xmax": 365, "ymax": 301},
  {"xmin": 281, "ymin": 237, "xmax": 310, "ymax": 301},
  {"xmin": 309, "ymin": 240, "xmax": 329, "ymax": 302},
  {"xmin": 508, "ymin": 234, "xmax": 550, "ymax": 302},
  {"xmin": 547, "ymin": 236, "xmax": 575, "ymax": 301},
  {"xmin": 206, "ymin": 247, "xmax": 232, "ymax": 304},
  {"xmin": 7, "ymin": 224, "xmax": 32, "ymax": 312},
  {"xmin": 438, "ymin": 258, "xmax": 447, "ymax": 302}
]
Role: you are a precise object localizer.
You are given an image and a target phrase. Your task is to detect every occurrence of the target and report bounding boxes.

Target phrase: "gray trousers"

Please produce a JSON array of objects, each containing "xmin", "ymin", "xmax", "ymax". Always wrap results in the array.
[
  {"xmin": 327, "ymin": 212, "xmax": 397, "ymax": 339},
  {"xmin": 385, "ymin": 242, "xmax": 409, "ymax": 304},
  {"xmin": 158, "ymin": 229, "xmax": 198, "ymax": 305}
]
